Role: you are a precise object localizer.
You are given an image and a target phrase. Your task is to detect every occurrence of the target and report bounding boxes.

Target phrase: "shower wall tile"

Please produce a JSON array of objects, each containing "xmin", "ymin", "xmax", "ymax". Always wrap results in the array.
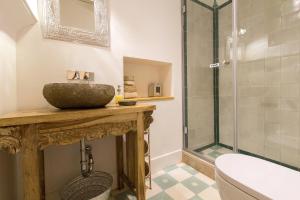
[
  {"xmin": 265, "ymin": 18, "xmax": 282, "ymax": 35},
  {"xmin": 281, "ymin": 55, "xmax": 300, "ymax": 71},
  {"xmin": 280, "ymin": 98, "xmax": 299, "ymax": 111},
  {"xmin": 281, "ymin": 72, "xmax": 299, "ymax": 84},
  {"xmin": 219, "ymin": 96, "xmax": 233, "ymax": 146},
  {"xmin": 239, "ymin": 86, "xmax": 265, "ymax": 97},
  {"xmin": 265, "ymin": 72, "xmax": 281, "ymax": 85},
  {"xmin": 188, "ymin": 68, "xmax": 213, "ymax": 97},
  {"xmin": 280, "ymin": 42, "xmax": 300, "ymax": 56},
  {"xmin": 280, "ymin": 84, "xmax": 299, "ymax": 98},
  {"xmin": 266, "ymin": 46, "xmax": 281, "ymax": 58},
  {"xmin": 269, "ymin": 27, "xmax": 300, "ymax": 46},
  {"xmin": 219, "ymin": 66, "xmax": 233, "ymax": 97},
  {"xmin": 264, "ymin": 122, "xmax": 281, "ymax": 161},
  {"xmin": 282, "ymin": 11, "xmax": 300, "ymax": 29},
  {"xmin": 264, "ymin": 86, "xmax": 281, "ymax": 97},
  {"xmin": 280, "ymin": 111, "xmax": 299, "ymax": 137},
  {"xmin": 280, "ymin": 137, "xmax": 299, "ymax": 167},
  {"xmin": 188, "ymin": 97, "xmax": 214, "ymax": 149},
  {"xmin": 265, "ymin": 57, "xmax": 281, "ymax": 72},
  {"xmin": 265, "ymin": 110, "xmax": 281, "ymax": 124},
  {"xmin": 281, "ymin": 0, "xmax": 300, "ymax": 16},
  {"xmin": 263, "ymin": 97, "xmax": 280, "ymax": 111}
]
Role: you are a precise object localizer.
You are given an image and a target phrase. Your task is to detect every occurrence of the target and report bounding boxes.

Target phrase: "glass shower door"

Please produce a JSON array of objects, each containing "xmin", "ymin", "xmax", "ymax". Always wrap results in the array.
[
  {"xmin": 184, "ymin": 0, "xmax": 234, "ymax": 162},
  {"xmin": 236, "ymin": 0, "xmax": 300, "ymax": 170},
  {"xmin": 185, "ymin": 0, "xmax": 215, "ymax": 153}
]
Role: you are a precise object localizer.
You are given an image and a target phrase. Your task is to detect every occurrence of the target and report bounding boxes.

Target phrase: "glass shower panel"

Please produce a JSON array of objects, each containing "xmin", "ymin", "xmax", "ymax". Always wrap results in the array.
[
  {"xmin": 186, "ymin": 0, "xmax": 214, "ymax": 152},
  {"xmin": 237, "ymin": 0, "xmax": 300, "ymax": 169},
  {"xmin": 185, "ymin": 0, "xmax": 233, "ymax": 162},
  {"xmin": 218, "ymin": 2, "xmax": 234, "ymax": 149}
]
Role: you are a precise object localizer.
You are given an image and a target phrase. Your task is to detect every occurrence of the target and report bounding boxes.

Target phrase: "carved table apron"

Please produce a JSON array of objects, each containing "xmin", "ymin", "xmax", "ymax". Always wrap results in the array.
[{"xmin": 0, "ymin": 105, "xmax": 156, "ymax": 200}]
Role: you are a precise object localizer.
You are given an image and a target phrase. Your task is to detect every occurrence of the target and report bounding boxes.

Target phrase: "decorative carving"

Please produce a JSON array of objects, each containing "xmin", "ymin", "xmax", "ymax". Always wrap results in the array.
[
  {"xmin": 0, "ymin": 111, "xmax": 154, "ymax": 152},
  {"xmin": 0, "ymin": 127, "xmax": 22, "ymax": 154},
  {"xmin": 39, "ymin": 121, "xmax": 137, "ymax": 149},
  {"xmin": 144, "ymin": 111, "xmax": 154, "ymax": 130}
]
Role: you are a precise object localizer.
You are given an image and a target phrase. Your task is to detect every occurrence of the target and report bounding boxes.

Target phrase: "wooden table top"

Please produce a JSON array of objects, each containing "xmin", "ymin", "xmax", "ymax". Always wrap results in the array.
[{"xmin": 0, "ymin": 104, "xmax": 156, "ymax": 127}]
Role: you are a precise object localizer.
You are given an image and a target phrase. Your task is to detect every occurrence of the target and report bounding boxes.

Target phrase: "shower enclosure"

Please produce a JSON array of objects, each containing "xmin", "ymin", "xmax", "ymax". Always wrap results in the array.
[{"xmin": 183, "ymin": 0, "xmax": 300, "ymax": 170}]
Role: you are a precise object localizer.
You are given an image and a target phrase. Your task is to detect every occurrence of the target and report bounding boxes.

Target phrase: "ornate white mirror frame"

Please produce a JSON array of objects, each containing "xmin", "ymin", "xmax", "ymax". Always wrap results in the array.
[{"xmin": 39, "ymin": 0, "xmax": 110, "ymax": 47}]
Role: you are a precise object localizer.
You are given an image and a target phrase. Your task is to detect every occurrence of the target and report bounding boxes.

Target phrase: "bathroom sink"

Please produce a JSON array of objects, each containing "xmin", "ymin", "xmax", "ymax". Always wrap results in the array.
[{"xmin": 43, "ymin": 83, "xmax": 115, "ymax": 109}]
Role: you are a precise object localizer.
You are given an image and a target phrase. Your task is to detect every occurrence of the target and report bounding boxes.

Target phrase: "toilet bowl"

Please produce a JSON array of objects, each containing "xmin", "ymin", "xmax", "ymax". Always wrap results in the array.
[{"xmin": 215, "ymin": 154, "xmax": 300, "ymax": 200}]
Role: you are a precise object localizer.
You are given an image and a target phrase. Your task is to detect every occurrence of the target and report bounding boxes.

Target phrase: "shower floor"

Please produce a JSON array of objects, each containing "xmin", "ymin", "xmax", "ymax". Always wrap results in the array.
[{"xmin": 194, "ymin": 145, "xmax": 233, "ymax": 162}]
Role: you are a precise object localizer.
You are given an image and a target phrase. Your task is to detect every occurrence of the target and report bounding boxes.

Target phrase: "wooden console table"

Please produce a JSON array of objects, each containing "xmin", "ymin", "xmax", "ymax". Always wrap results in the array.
[{"xmin": 0, "ymin": 104, "xmax": 156, "ymax": 200}]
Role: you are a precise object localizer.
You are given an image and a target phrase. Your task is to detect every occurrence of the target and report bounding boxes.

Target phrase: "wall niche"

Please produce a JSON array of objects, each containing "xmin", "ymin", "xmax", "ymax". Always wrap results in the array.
[{"xmin": 123, "ymin": 56, "xmax": 174, "ymax": 101}]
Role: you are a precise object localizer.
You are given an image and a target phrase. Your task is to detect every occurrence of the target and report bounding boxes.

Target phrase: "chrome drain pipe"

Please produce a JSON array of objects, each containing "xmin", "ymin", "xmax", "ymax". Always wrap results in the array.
[{"xmin": 80, "ymin": 138, "xmax": 94, "ymax": 177}]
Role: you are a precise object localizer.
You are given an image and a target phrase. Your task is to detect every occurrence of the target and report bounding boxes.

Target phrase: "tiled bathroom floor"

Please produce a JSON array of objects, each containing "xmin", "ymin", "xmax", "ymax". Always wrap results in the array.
[
  {"xmin": 194, "ymin": 145, "xmax": 233, "ymax": 162},
  {"xmin": 112, "ymin": 163, "xmax": 220, "ymax": 200}
]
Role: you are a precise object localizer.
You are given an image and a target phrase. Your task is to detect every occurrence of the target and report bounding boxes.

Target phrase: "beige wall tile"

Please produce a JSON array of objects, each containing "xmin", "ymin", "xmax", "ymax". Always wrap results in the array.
[
  {"xmin": 265, "ymin": 72, "xmax": 281, "ymax": 85},
  {"xmin": 281, "ymin": 137, "xmax": 299, "ymax": 167},
  {"xmin": 265, "ymin": 111, "xmax": 281, "ymax": 123},
  {"xmin": 265, "ymin": 57, "xmax": 281, "ymax": 72},
  {"xmin": 281, "ymin": 55, "xmax": 300, "ymax": 72},
  {"xmin": 280, "ymin": 111, "xmax": 299, "ymax": 137},
  {"xmin": 280, "ymin": 42, "xmax": 300, "ymax": 56},
  {"xmin": 263, "ymin": 97, "xmax": 280, "ymax": 111},
  {"xmin": 264, "ymin": 122, "xmax": 281, "ymax": 161},
  {"xmin": 280, "ymin": 98, "xmax": 299, "ymax": 111},
  {"xmin": 264, "ymin": 86, "xmax": 281, "ymax": 97},
  {"xmin": 280, "ymin": 84, "xmax": 299, "ymax": 97}
]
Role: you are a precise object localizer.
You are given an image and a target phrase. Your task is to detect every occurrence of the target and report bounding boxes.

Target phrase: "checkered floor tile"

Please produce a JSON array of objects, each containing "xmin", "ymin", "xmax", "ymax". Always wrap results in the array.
[
  {"xmin": 112, "ymin": 163, "xmax": 220, "ymax": 200},
  {"xmin": 194, "ymin": 145, "xmax": 232, "ymax": 162}
]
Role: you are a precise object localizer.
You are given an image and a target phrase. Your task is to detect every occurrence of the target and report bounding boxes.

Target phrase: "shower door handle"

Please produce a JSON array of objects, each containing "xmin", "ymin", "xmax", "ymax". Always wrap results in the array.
[{"xmin": 209, "ymin": 60, "xmax": 230, "ymax": 68}]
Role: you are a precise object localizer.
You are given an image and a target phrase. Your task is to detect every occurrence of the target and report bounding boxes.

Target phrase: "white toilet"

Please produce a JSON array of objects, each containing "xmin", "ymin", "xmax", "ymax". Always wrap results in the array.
[{"xmin": 215, "ymin": 154, "xmax": 300, "ymax": 200}]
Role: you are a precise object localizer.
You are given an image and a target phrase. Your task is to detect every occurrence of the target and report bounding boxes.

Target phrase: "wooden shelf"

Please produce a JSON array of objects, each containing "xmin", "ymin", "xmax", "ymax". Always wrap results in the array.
[{"xmin": 125, "ymin": 96, "xmax": 174, "ymax": 102}]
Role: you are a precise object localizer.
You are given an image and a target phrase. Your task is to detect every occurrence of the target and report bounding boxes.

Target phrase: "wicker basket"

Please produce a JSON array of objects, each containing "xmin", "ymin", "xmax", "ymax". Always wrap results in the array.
[{"xmin": 61, "ymin": 171, "xmax": 113, "ymax": 200}]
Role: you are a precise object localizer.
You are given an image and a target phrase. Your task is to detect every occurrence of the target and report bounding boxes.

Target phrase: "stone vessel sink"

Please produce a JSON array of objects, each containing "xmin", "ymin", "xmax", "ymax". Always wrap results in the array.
[{"xmin": 43, "ymin": 83, "xmax": 115, "ymax": 109}]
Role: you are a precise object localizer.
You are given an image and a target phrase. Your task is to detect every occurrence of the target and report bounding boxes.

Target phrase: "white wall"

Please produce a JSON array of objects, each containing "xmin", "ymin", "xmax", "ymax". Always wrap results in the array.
[
  {"xmin": 16, "ymin": 0, "xmax": 183, "ymax": 199},
  {"xmin": 0, "ymin": 31, "xmax": 17, "ymax": 115},
  {"xmin": 0, "ymin": 17, "xmax": 17, "ymax": 200}
]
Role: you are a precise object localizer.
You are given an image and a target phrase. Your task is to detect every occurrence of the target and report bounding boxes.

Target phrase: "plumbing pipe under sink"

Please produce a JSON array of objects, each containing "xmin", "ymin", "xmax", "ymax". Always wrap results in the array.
[{"xmin": 80, "ymin": 138, "xmax": 94, "ymax": 177}]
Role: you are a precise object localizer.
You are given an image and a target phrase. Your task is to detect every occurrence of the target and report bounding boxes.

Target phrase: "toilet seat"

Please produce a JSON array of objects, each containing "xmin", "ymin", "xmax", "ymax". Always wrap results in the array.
[{"xmin": 215, "ymin": 154, "xmax": 300, "ymax": 200}]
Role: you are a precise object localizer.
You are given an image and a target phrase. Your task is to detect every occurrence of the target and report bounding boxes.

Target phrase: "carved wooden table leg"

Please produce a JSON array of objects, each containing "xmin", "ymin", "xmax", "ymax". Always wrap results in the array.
[
  {"xmin": 116, "ymin": 136, "xmax": 124, "ymax": 189},
  {"xmin": 136, "ymin": 112, "xmax": 145, "ymax": 200},
  {"xmin": 39, "ymin": 150, "xmax": 46, "ymax": 200},
  {"xmin": 21, "ymin": 125, "xmax": 44, "ymax": 200},
  {"xmin": 126, "ymin": 130, "xmax": 136, "ymax": 187}
]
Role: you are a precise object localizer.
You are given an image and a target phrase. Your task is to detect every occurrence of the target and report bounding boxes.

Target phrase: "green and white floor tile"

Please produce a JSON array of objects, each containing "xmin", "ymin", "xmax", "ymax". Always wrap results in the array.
[
  {"xmin": 113, "ymin": 163, "xmax": 221, "ymax": 200},
  {"xmin": 195, "ymin": 145, "xmax": 232, "ymax": 162}
]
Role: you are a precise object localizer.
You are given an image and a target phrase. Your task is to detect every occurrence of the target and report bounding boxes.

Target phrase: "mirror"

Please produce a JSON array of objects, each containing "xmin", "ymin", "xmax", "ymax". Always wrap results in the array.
[
  {"xmin": 60, "ymin": 0, "xmax": 95, "ymax": 32},
  {"xmin": 39, "ymin": 0, "xmax": 109, "ymax": 47}
]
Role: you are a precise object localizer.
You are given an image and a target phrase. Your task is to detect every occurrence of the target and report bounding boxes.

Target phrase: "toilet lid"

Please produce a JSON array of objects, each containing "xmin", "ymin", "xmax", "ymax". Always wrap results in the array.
[{"xmin": 215, "ymin": 154, "xmax": 300, "ymax": 200}]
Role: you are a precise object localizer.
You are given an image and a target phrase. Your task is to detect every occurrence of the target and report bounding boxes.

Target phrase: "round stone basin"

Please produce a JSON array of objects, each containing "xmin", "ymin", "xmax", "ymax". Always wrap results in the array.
[{"xmin": 43, "ymin": 83, "xmax": 115, "ymax": 109}]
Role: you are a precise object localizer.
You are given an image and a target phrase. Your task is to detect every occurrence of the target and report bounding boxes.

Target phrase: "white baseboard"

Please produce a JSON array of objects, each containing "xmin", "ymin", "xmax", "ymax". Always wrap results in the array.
[{"xmin": 150, "ymin": 149, "xmax": 182, "ymax": 174}]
